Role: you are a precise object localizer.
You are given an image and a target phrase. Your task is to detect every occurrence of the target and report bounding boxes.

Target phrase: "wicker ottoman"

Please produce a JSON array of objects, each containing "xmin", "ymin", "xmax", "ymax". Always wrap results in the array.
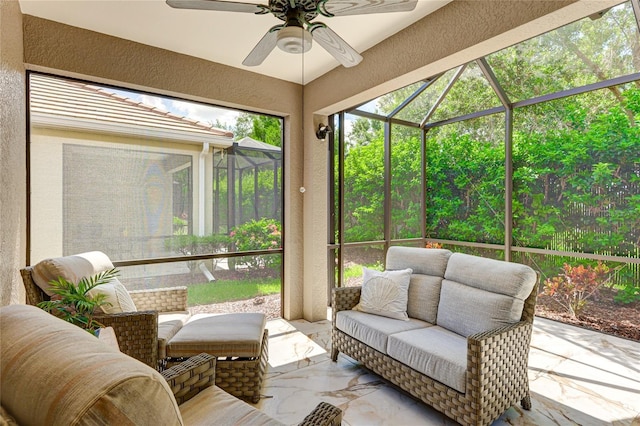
[{"xmin": 166, "ymin": 313, "xmax": 268, "ymax": 403}]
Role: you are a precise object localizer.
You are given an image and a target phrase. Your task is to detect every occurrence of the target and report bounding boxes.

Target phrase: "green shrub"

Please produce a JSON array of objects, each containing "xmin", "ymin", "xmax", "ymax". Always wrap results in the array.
[
  {"xmin": 230, "ymin": 218, "xmax": 281, "ymax": 270},
  {"xmin": 614, "ymin": 284, "xmax": 640, "ymax": 304}
]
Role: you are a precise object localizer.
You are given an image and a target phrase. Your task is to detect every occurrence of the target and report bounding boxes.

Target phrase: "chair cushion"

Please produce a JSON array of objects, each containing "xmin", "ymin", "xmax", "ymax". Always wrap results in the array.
[
  {"xmin": 335, "ymin": 310, "xmax": 431, "ymax": 354},
  {"xmin": 158, "ymin": 311, "xmax": 192, "ymax": 359},
  {"xmin": 32, "ymin": 251, "xmax": 137, "ymax": 314},
  {"xmin": 387, "ymin": 326, "xmax": 467, "ymax": 393},
  {"xmin": 167, "ymin": 313, "xmax": 266, "ymax": 358},
  {"xmin": 353, "ymin": 267, "xmax": 412, "ymax": 320},
  {"xmin": 179, "ymin": 385, "xmax": 283, "ymax": 426},
  {"xmin": 0, "ymin": 304, "xmax": 183, "ymax": 425},
  {"xmin": 438, "ymin": 253, "xmax": 537, "ymax": 337},
  {"xmin": 32, "ymin": 251, "xmax": 114, "ymax": 296}
]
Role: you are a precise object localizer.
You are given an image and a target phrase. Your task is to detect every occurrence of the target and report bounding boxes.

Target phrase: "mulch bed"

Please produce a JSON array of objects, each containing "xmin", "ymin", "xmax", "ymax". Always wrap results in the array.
[{"xmin": 535, "ymin": 287, "xmax": 640, "ymax": 342}]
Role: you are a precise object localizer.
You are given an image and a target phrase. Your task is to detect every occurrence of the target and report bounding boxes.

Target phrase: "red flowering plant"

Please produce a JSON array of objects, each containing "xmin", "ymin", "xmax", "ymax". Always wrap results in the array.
[
  {"xmin": 542, "ymin": 262, "xmax": 610, "ymax": 318},
  {"xmin": 230, "ymin": 218, "xmax": 282, "ymax": 270}
]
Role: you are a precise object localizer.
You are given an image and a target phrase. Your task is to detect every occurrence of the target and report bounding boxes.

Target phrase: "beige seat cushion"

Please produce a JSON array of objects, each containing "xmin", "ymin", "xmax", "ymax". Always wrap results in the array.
[
  {"xmin": 158, "ymin": 311, "xmax": 192, "ymax": 359},
  {"xmin": 387, "ymin": 325, "xmax": 467, "ymax": 393},
  {"xmin": 0, "ymin": 304, "xmax": 182, "ymax": 425},
  {"xmin": 167, "ymin": 313, "xmax": 266, "ymax": 358},
  {"xmin": 179, "ymin": 385, "xmax": 283, "ymax": 426},
  {"xmin": 335, "ymin": 310, "xmax": 431, "ymax": 354}
]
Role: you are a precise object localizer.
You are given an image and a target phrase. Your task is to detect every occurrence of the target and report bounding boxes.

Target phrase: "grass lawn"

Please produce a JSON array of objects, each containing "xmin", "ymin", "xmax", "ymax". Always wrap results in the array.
[{"xmin": 187, "ymin": 278, "xmax": 280, "ymax": 306}]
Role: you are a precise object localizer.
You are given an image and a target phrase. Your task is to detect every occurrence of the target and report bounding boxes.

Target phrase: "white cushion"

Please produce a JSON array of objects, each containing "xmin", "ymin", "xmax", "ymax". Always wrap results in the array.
[
  {"xmin": 387, "ymin": 326, "xmax": 467, "ymax": 393},
  {"xmin": 335, "ymin": 310, "xmax": 430, "ymax": 354},
  {"xmin": 353, "ymin": 268, "xmax": 412, "ymax": 320},
  {"xmin": 88, "ymin": 277, "xmax": 137, "ymax": 314},
  {"xmin": 32, "ymin": 251, "xmax": 114, "ymax": 296}
]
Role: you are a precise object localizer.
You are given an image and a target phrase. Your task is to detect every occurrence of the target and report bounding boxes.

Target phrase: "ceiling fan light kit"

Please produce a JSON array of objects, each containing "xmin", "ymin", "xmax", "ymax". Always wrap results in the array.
[
  {"xmin": 167, "ymin": 0, "xmax": 418, "ymax": 68},
  {"xmin": 277, "ymin": 26, "xmax": 312, "ymax": 53}
]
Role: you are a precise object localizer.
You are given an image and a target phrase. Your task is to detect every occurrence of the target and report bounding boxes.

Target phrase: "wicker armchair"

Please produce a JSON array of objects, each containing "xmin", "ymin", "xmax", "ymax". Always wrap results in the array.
[{"xmin": 20, "ymin": 265, "xmax": 187, "ymax": 368}]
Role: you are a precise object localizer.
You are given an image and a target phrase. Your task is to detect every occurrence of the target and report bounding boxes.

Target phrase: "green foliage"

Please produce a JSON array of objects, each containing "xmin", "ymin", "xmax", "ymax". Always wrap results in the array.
[
  {"xmin": 187, "ymin": 278, "xmax": 280, "ymax": 305},
  {"xmin": 165, "ymin": 234, "xmax": 230, "ymax": 272},
  {"xmin": 38, "ymin": 269, "xmax": 119, "ymax": 333},
  {"xmin": 542, "ymin": 262, "xmax": 610, "ymax": 317},
  {"xmin": 614, "ymin": 284, "xmax": 640, "ymax": 305},
  {"xmin": 230, "ymin": 218, "xmax": 282, "ymax": 270},
  {"xmin": 233, "ymin": 113, "xmax": 282, "ymax": 147}
]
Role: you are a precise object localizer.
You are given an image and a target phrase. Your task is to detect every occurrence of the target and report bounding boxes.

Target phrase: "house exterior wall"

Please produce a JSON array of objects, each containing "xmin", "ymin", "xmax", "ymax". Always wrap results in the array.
[{"xmin": 29, "ymin": 126, "xmax": 204, "ymax": 265}]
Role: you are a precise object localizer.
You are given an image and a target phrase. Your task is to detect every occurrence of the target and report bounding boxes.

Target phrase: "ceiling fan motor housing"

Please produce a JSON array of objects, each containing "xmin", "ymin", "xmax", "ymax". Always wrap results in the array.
[{"xmin": 277, "ymin": 26, "xmax": 313, "ymax": 53}]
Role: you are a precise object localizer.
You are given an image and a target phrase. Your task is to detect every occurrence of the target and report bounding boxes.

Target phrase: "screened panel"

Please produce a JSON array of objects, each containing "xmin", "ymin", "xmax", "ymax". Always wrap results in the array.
[
  {"xmin": 342, "ymin": 244, "xmax": 385, "ymax": 287},
  {"xmin": 343, "ymin": 114, "xmax": 385, "ymax": 242},
  {"xmin": 433, "ymin": 243, "xmax": 504, "ymax": 260},
  {"xmin": 425, "ymin": 114, "xmax": 506, "ymax": 244},
  {"xmin": 354, "ymin": 81, "xmax": 426, "ymax": 116},
  {"xmin": 118, "ymin": 255, "xmax": 281, "ymax": 314},
  {"xmin": 395, "ymin": 67, "xmax": 460, "ymax": 123},
  {"xmin": 390, "ymin": 124, "xmax": 422, "ymax": 239},
  {"xmin": 513, "ymin": 85, "xmax": 640, "ymax": 257},
  {"xmin": 487, "ymin": 2, "xmax": 640, "ymax": 102},
  {"xmin": 429, "ymin": 61, "xmax": 503, "ymax": 123},
  {"xmin": 57, "ymin": 145, "xmax": 192, "ymax": 261}
]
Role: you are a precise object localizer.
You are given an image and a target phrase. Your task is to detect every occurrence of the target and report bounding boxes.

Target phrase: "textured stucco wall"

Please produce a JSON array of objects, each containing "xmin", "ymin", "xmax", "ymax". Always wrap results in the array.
[
  {"xmin": 0, "ymin": 0, "xmax": 26, "ymax": 306},
  {"xmin": 21, "ymin": 15, "xmax": 306, "ymax": 319}
]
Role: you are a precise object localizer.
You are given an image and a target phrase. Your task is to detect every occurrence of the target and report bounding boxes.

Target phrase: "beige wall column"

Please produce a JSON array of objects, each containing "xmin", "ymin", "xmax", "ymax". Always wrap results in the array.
[
  {"xmin": 300, "ymin": 112, "xmax": 330, "ymax": 321},
  {"xmin": 0, "ymin": 0, "xmax": 26, "ymax": 305}
]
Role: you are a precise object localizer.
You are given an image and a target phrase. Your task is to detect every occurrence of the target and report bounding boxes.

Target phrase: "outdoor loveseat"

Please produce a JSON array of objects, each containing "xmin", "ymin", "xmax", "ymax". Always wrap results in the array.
[{"xmin": 331, "ymin": 247, "xmax": 538, "ymax": 426}]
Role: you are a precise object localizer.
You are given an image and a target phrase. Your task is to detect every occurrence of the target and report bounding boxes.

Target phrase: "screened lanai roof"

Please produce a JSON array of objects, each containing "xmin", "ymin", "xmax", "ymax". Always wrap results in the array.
[
  {"xmin": 350, "ymin": 0, "xmax": 640, "ymax": 127},
  {"xmin": 29, "ymin": 74, "xmax": 234, "ymax": 147}
]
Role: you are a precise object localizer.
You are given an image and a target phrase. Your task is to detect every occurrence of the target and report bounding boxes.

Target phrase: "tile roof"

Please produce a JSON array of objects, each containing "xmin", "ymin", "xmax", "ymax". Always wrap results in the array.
[{"xmin": 30, "ymin": 74, "xmax": 234, "ymax": 147}]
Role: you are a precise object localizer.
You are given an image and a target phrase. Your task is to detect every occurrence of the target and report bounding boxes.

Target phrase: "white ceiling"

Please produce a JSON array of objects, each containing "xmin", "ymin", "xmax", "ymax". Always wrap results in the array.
[{"xmin": 18, "ymin": 0, "xmax": 451, "ymax": 84}]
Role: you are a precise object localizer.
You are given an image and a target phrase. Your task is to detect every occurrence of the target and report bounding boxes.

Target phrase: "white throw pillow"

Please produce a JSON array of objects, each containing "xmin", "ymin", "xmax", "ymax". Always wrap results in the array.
[
  {"xmin": 88, "ymin": 277, "xmax": 138, "ymax": 314},
  {"xmin": 353, "ymin": 268, "xmax": 413, "ymax": 321}
]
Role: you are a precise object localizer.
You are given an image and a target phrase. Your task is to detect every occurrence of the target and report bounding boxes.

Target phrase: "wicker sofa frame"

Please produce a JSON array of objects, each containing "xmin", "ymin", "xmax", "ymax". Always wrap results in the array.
[
  {"xmin": 21, "ymin": 265, "xmax": 268, "ymax": 403},
  {"xmin": 331, "ymin": 282, "xmax": 537, "ymax": 426}
]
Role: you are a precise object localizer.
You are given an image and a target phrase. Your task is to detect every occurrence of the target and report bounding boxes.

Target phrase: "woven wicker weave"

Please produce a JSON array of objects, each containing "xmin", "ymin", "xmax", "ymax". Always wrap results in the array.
[
  {"xmin": 166, "ymin": 329, "xmax": 269, "ymax": 403},
  {"xmin": 20, "ymin": 266, "xmax": 189, "ymax": 369},
  {"xmin": 332, "ymin": 283, "xmax": 538, "ymax": 426},
  {"xmin": 163, "ymin": 353, "xmax": 342, "ymax": 425}
]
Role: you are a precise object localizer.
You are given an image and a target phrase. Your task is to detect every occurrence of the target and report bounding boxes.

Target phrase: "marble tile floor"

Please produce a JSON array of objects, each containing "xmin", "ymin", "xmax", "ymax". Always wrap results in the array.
[{"xmin": 253, "ymin": 315, "xmax": 640, "ymax": 426}]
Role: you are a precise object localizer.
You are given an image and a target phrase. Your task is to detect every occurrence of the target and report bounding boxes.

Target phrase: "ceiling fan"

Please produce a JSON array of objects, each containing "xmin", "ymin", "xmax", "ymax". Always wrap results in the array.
[{"xmin": 166, "ymin": 0, "xmax": 418, "ymax": 68}]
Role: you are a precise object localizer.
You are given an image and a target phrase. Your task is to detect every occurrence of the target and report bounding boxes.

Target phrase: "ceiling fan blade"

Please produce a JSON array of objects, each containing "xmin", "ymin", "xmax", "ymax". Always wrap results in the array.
[
  {"xmin": 166, "ymin": 0, "xmax": 268, "ymax": 14},
  {"xmin": 309, "ymin": 24, "xmax": 362, "ymax": 68},
  {"xmin": 242, "ymin": 26, "xmax": 281, "ymax": 66},
  {"xmin": 318, "ymin": 0, "xmax": 417, "ymax": 17}
]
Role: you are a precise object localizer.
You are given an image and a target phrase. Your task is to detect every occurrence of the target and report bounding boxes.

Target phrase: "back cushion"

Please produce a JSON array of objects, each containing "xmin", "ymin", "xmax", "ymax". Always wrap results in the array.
[
  {"xmin": 0, "ymin": 305, "xmax": 182, "ymax": 425},
  {"xmin": 437, "ymin": 253, "xmax": 537, "ymax": 337},
  {"xmin": 32, "ymin": 251, "xmax": 114, "ymax": 296},
  {"xmin": 386, "ymin": 247, "xmax": 452, "ymax": 323}
]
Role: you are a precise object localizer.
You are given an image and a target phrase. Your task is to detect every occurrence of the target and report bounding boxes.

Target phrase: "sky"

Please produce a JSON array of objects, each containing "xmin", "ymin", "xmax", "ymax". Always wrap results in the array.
[{"xmin": 107, "ymin": 88, "xmax": 241, "ymax": 130}]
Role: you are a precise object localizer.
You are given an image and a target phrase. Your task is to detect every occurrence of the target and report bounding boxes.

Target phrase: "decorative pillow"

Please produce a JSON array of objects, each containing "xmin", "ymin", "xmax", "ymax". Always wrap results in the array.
[
  {"xmin": 88, "ymin": 277, "xmax": 138, "ymax": 314},
  {"xmin": 353, "ymin": 268, "xmax": 413, "ymax": 321}
]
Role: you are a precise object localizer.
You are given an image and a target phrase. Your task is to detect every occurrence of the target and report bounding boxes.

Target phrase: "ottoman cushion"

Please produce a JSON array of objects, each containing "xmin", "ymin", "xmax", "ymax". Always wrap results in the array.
[{"xmin": 167, "ymin": 313, "xmax": 266, "ymax": 358}]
